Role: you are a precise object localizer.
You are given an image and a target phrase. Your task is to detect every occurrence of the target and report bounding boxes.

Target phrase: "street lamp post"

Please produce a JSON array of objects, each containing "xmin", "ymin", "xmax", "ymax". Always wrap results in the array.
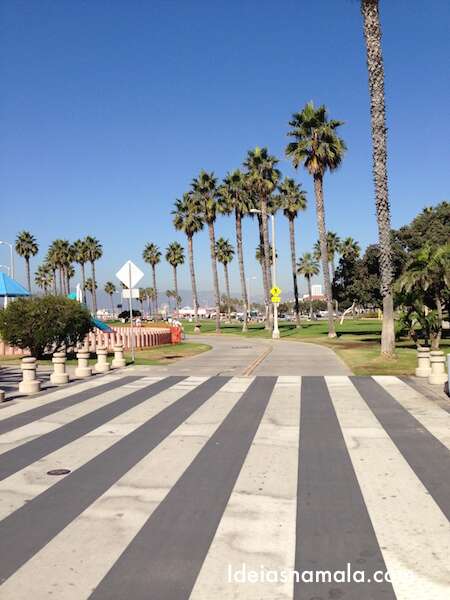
[
  {"xmin": 0, "ymin": 241, "xmax": 14, "ymax": 279},
  {"xmin": 250, "ymin": 210, "xmax": 279, "ymax": 339}
]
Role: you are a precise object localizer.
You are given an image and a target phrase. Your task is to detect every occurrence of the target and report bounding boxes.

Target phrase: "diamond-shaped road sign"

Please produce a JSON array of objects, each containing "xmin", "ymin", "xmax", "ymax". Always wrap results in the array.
[{"xmin": 116, "ymin": 260, "xmax": 144, "ymax": 289}]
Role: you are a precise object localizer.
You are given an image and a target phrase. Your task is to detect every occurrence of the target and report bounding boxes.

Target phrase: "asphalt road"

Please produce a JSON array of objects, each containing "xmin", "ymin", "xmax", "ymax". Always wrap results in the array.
[{"xmin": 0, "ymin": 372, "xmax": 448, "ymax": 599}]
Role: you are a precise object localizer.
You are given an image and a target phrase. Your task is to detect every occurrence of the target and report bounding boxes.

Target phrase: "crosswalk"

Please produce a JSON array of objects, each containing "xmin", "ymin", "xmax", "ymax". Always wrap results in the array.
[{"xmin": 0, "ymin": 373, "xmax": 448, "ymax": 599}]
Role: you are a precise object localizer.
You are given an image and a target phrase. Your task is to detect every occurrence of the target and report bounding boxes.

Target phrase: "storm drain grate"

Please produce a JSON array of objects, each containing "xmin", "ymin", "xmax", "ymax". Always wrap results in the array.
[{"xmin": 47, "ymin": 469, "xmax": 71, "ymax": 476}]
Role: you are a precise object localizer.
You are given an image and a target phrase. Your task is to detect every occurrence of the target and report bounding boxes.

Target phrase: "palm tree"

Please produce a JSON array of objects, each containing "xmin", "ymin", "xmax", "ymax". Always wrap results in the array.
[
  {"xmin": 15, "ymin": 231, "xmax": 38, "ymax": 292},
  {"xmin": 142, "ymin": 243, "xmax": 161, "ymax": 316},
  {"xmin": 84, "ymin": 236, "xmax": 102, "ymax": 313},
  {"xmin": 172, "ymin": 193, "xmax": 203, "ymax": 331},
  {"xmin": 146, "ymin": 287, "xmax": 156, "ymax": 316},
  {"xmin": 244, "ymin": 147, "xmax": 281, "ymax": 330},
  {"xmin": 191, "ymin": 170, "xmax": 221, "ymax": 333},
  {"xmin": 46, "ymin": 239, "xmax": 72, "ymax": 295},
  {"xmin": 286, "ymin": 101, "xmax": 346, "ymax": 338},
  {"xmin": 165, "ymin": 242, "xmax": 185, "ymax": 313},
  {"xmin": 361, "ymin": 0, "xmax": 395, "ymax": 356},
  {"xmin": 66, "ymin": 262, "xmax": 75, "ymax": 293},
  {"xmin": 44, "ymin": 249, "xmax": 58, "ymax": 295},
  {"xmin": 340, "ymin": 237, "xmax": 361, "ymax": 259},
  {"xmin": 215, "ymin": 237, "xmax": 235, "ymax": 322},
  {"xmin": 218, "ymin": 170, "xmax": 253, "ymax": 331},
  {"xmin": 85, "ymin": 277, "xmax": 97, "ymax": 311},
  {"xmin": 72, "ymin": 239, "xmax": 89, "ymax": 302},
  {"xmin": 104, "ymin": 281, "xmax": 116, "ymax": 317},
  {"xmin": 278, "ymin": 177, "xmax": 307, "ymax": 327},
  {"xmin": 297, "ymin": 252, "xmax": 320, "ymax": 320},
  {"xmin": 34, "ymin": 264, "xmax": 52, "ymax": 294},
  {"xmin": 313, "ymin": 231, "xmax": 341, "ymax": 281}
]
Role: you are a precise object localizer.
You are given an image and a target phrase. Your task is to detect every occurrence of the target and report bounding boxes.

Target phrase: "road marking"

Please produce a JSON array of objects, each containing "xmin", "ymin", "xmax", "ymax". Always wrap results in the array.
[{"xmin": 242, "ymin": 345, "xmax": 272, "ymax": 376}]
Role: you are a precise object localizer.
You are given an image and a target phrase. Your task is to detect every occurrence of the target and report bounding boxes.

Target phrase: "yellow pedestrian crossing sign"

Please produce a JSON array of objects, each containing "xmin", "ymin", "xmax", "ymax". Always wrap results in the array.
[
  {"xmin": 270, "ymin": 286, "xmax": 281, "ymax": 296},
  {"xmin": 271, "ymin": 295, "xmax": 281, "ymax": 304}
]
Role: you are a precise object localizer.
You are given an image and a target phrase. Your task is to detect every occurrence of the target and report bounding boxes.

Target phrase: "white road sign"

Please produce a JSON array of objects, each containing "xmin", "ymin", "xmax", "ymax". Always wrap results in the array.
[
  {"xmin": 116, "ymin": 260, "xmax": 144, "ymax": 289},
  {"xmin": 122, "ymin": 288, "xmax": 140, "ymax": 299}
]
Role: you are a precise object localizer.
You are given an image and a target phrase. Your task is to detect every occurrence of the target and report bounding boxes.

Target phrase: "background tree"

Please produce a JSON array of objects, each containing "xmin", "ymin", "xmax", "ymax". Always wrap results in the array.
[
  {"xmin": 286, "ymin": 101, "xmax": 346, "ymax": 338},
  {"xmin": 165, "ymin": 241, "xmax": 184, "ymax": 312},
  {"xmin": 146, "ymin": 287, "xmax": 156, "ymax": 316},
  {"xmin": 172, "ymin": 193, "xmax": 203, "ymax": 331},
  {"xmin": 84, "ymin": 277, "xmax": 97, "ymax": 311},
  {"xmin": 218, "ymin": 170, "xmax": 253, "ymax": 331},
  {"xmin": 191, "ymin": 170, "xmax": 221, "ymax": 333},
  {"xmin": 361, "ymin": 0, "xmax": 395, "ymax": 356},
  {"xmin": 34, "ymin": 264, "xmax": 52, "ymax": 294},
  {"xmin": 15, "ymin": 230, "xmax": 38, "ymax": 292},
  {"xmin": 278, "ymin": 177, "xmax": 307, "ymax": 327},
  {"xmin": 84, "ymin": 236, "xmax": 102, "ymax": 313},
  {"xmin": 215, "ymin": 237, "xmax": 235, "ymax": 322},
  {"xmin": 143, "ymin": 242, "xmax": 161, "ymax": 315},
  {"xmin": 244, "ymin": 147, "xmax": 280, "ymax": 330},
  {"xmin": 339, "ymin": 237, "xmax": 361, "ymax": 259},
  {"xmin": 72, "ymin": 239, "xmax": 89, "ymax": 302},
  {"xmin": 314, "ymin": 231, "xmax": 341, "ymax": 280},
  {"xmin": 297, "ymin": 252, "xmax": 320, "ymax": 320},
  {"xmin": 104, "ymin": 281, "xmax": 117, "ymax": 317}
]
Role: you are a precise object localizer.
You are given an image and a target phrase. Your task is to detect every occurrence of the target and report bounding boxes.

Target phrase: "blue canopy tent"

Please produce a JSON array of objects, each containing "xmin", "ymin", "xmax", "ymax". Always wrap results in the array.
[{"xmin": 0, "ymin": 273, "xmax": 30, "ymax": 307}]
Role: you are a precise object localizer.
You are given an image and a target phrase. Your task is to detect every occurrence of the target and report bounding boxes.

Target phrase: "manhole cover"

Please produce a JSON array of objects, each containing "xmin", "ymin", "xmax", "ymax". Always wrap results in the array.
[{"xmin": 47, "ymin": 469, "xmax": 71, "ymax": 476}]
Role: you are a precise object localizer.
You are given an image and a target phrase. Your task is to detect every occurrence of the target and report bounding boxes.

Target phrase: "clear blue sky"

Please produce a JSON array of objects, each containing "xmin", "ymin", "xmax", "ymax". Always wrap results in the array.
[{"xmin": 1, "ymin": 0, "xmax": 449, "ymax": 302}]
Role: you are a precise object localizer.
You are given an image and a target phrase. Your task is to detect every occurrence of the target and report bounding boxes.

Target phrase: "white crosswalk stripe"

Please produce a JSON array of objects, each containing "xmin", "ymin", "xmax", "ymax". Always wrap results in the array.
[{"xmin": 0, "ymin": 374, "xmax": 448, "ymax": 600}]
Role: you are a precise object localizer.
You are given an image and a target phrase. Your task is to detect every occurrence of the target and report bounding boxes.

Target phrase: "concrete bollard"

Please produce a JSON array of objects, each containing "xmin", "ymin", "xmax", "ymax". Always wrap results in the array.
[
  {"xmin": 95, "ymin": 347, "xmax": 111, "ymax": 373},
  {"xmin": 415, "ymin": 346, "xmax": 431, "ymax": 378},
  {"xmin": 50, "ymin": 351, "xmax": 70, "ymax": 385},
  {"xmin": 19, "ymin": 357, "xmax": 41, "ymax": 394},
  {"xmin": 111, "ymin": 344, "xmax": 126, "ymax": 368},
  {"xmin": 0, "ymin": 389, "xmax": 5, "ymax": 402},
  {"xmin": 428, "ymin": 350, "xmax": 447, "ymax": 385},
  {"xmin": 75, "ymin": 347, "xmax": 92, "ymax": 378}
]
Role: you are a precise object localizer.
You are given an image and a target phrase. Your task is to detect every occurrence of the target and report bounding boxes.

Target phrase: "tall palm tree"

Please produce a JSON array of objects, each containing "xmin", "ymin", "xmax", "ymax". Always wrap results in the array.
[
  {"xmin": 104, "ymin": 281, "xmax": 116, "ymax": 317},
  {"xmin": 297, "ymin": 252, "xmax": 320, "ymax": 320},
  {"xmin": 84, "ymin": 236, "xmax": 102, "ymax": 313},
  {"xmin": 215, "ymin": 237, "xmax": 235, "ymax": 322},
  {"xmin": 191, "ymin": 170, "xmax": 221, "ymax": 333},
  {"xmin": 340, "ymin": 237, "xmax": 361, "ymax": 259},
  {"xmin": 218, "ymin": 170, "xmax": 253, "ymax": 331},
  {"xmin": 172, "ymin": 193, "xmax": 204, "ymax": 331},
  {"xmin": 361, "ymin": 0, "xmax": 395, "ymax": 356},
  {"xmin": 142, "ymin": 243, "xmax": 161, "ymax": 315},
  {"xmin": 244, "ymin": 147, "xmax": 281, "ymax": 330},
  {"xmin": 15, "ymin": 231, "xmax": 38, "ymax": 292},
  {"xmin": 34, "ymin": 264, "xmax": 52, "ymax": 294},
  {"xmin": 46, "ymin": 239, "xmax": 71, "ymax": 295},
  {"xmin": 66, "ymin": 263, "xmax": 75, "ymax": 293},
  {"xmin": 278, "ymin": 177, "xmax": 307, "ymax": 327},
  {"xmin": 313, "ymin": 231, "xmax": 341, "ymax": 281},
  {"xmin": 72, "ymin": 239, "xmax": 89, "ymax": 302},
  {"xmin": 146, "ymin": 287, "xmax": 156, "ymax": 316},
  {"xmin": 44, "ymin": 249, "xmax": 58, "ymax": 295},
  {"xmin": 165, "ymin": 242, "xmax": 185, "ymax": 312},
  {"xmin": 84, "ymin": 277, "xmax": 97, "ymax": 311},
  {"xmin": 286, "ymin": 101, "xmax": 346, "ymax": 338}
]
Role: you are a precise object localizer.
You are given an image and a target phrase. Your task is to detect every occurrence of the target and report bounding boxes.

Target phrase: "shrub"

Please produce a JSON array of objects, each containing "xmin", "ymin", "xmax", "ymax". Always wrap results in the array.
[
  {"xmin": 0, "ymin": 296, "xmax": 92, "ymax": 358},
  {"xmin": 118, "ymin": 309, "xmax": 141, "ymax": 321}
]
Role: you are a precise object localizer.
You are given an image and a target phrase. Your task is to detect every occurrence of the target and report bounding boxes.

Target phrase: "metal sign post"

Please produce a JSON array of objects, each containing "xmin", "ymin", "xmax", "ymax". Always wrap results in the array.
[
  {"xmin": 116, "ymin": 260, "xmax": 144, "ymax": 365},
  {"xmin": 128, "ymin": 261, "xmax": 135, "ymax": 363}
]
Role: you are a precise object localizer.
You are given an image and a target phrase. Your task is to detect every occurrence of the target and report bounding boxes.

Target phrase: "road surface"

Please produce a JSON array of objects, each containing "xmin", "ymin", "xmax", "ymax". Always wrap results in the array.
[{"xmin": 0, "ymin": 371, "xmax": 448, "ymax": 599}]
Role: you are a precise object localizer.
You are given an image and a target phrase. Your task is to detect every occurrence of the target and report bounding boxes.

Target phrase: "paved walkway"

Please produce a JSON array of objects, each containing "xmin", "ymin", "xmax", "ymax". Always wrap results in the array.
[{"xmin": 0, "ymin": 373, "xmax": 448, "ymax": 599}]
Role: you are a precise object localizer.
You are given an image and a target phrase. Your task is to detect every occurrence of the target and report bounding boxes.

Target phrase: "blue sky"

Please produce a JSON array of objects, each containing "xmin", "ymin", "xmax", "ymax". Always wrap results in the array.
[{"xmin": 1, "ymin": 0, "xmax": 449, "ymax": 302}]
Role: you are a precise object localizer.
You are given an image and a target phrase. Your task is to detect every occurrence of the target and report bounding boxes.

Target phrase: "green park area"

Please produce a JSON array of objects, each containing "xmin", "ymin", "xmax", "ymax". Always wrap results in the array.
[{"xmin": 181, "ymin": 318, "xmax": 450, "ymax": 376}]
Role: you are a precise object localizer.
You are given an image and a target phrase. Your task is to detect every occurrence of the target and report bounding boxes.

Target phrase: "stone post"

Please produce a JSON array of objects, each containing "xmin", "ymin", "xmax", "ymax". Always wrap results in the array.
[
  {"xmin": 415, "ymin": 347, "xmax": 431, "ymax": 378},
  {"xmin": 50, "ymin": 351, "xmax": 70, "ymax": 385},
  {"xmin": 75, "ymin": 346, "xmax": 92, "ymax": 378},
  {"xmin": 19, "ymin": 357, "xmax": 41, "ymax": 394},
  {"xmin": 95, "ymin": 347, "xmax": 111, "ymax": 373},
  {"xmin": 428, "ymin": 350, "xmax": 447, "ymax": 385},
  {"xmin": 0, "ymin": 389, "xmax": 5, "ymax": 402},
  {"xmin": 112, "ymin": 344, "xmax": 126, "ymax": 368}
]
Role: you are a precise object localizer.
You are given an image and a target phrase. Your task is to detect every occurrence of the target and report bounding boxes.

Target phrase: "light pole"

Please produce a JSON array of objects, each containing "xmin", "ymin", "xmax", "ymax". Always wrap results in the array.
[
  {"xmin": 250, "ymin": 210, "xmax": 279, "ymax": 339},
  {"xmin": 0, "ymin": 241, "xmax": 14, "ymax": 279}
]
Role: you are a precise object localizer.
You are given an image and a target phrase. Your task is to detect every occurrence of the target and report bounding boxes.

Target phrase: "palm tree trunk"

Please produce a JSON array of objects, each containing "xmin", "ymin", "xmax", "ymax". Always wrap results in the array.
[
  {"xmin": 288, "ymin": 217, "xmax": 301, "ymax": 327},
  {"xmin": 361, "ymin": 0, "xmax": 395, "ymax": 357},
  {"xmin": 260, "ymin": 196, "xmax": 273, "ymax": 331},
  {"xmin": 307, "ymin": 276, "xmax": 314, "ymax": 320},
  {"xmin": 258, "ymin": 214, "xmax": 271, "ymax": 330},
  {"xmin": 152, "ymin": 266, "xmax": 158, "ymax": 314},
  {"xmin": 66, "ymin": 270, "xmax": 71, "ymax": 294},
  {"xmin": 313, "ymin": 174, "xmax": 336, "ymax": 338},
  {"xmin": 52, "ymin": 269, "xmax": 57, "ymax": 295},
  {"xmin": 59, "ymin": 268, "xmax": 63, "ymax": 295},
  {"xmin": 25, "ymin": 257, "xmax": 31, "ymax": 292},
  {"xmin": 235, "ymin": 210, "xmax": 249, "ymax": 332},
  {"xmin": 208, "ymin": 222, "xmax": 221, "ymax": 333},
  {"xmin": 223, "ymin": 264, "xmax": 231, "ymax": 322},
  {"xmin": 80, "ymin": 263, "xmax": 86, "ymax": 303},
  {"xmin": 187, "ymin": 234, "xmax": 200, "ymax": 332},
  {"xmin": 91, "ymin": 261, "xmax": 97, "ymax": 313},
  {"xmin": 172, "ymin": 266, "xmax": 179, "ymax": 312}
]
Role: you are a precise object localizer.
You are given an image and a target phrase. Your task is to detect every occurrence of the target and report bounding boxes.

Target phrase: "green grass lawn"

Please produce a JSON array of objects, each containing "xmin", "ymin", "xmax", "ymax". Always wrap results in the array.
[
  {"xmin": 0, "ymin": 342, "xmax": 211, "ymax": 368},
  {"xmin": 182, "ymin": 318, "xmax": 450, "ymax": 376}
]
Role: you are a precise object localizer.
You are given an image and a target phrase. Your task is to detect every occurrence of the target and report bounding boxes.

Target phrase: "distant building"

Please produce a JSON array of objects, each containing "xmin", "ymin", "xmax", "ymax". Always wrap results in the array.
[{"xmin": 302, "ymin": 284, "xmax": 325, "ymax": 302}]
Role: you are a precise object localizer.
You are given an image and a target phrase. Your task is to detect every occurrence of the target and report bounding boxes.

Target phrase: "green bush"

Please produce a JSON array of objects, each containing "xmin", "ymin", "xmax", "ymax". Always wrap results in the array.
[{"xmin": 0, "ymin": 296, "xmax": 92, "ymax": 358}]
